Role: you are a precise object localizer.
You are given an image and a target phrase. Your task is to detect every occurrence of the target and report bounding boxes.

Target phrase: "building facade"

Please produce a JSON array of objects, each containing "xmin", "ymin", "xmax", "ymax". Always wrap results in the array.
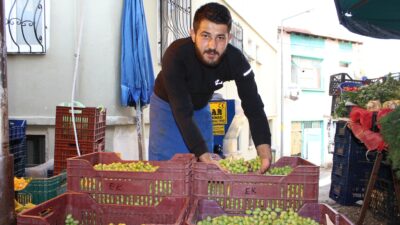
[
  {"xmin": 6, "ymin": 0, "xmax": 278, "ymax": 165},
  {"xmin": 280, "ymin": 27, "xmax": 363, "ymax": 166}
]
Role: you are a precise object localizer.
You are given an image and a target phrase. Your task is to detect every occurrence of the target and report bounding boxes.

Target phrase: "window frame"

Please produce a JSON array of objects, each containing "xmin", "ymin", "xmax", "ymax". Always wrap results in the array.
[
  {"xmin": 291, "ymin": 55, "xmax": 323, "ymax": 91},
  {"xmin": 5, "ymin": 0, "xmax": 50, "ymax": 54}
]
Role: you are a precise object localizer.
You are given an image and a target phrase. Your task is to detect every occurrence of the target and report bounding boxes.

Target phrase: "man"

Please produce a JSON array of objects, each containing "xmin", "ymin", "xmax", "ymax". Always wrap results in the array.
[{"xmin": 149, "ymin": 2, "xmax": 272, "ymax": 173}]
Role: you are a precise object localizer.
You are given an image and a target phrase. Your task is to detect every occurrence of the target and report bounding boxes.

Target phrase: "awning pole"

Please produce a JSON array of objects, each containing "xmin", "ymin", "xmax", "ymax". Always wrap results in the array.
[{"xmin": 136, "ymin": 101, "xmax": 145, "ymax": 160}]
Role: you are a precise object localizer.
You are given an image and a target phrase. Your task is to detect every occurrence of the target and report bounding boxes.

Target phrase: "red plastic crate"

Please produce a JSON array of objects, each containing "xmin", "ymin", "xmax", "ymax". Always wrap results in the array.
[
  {"xmin": 186, "ymin": 199, "xmax": 353, "ymax": 225},
  {"xmin": 54, "ymin": 106, "xmax": 106, "ymax": 175},
  {"xmin": 54, "ymin": 138, "xmax": 105, "ymax": 175},
  {"xmin": 192, "ymin": 156, "xmax": 319, "ymax": 213},
  {"xmin": 17, "ymin": 192, "xmax": 190, "ymax": 225},
  {"xmin": 67, "ymin": 152, "xmax": 195, "ymax": 206},
  {"xmin": 55, "ymin": 106, "xmax": 106, "ymax": 142},
  {"xmin": 297, "ymin": 202, "xmax": 354, "ymax": 225}
]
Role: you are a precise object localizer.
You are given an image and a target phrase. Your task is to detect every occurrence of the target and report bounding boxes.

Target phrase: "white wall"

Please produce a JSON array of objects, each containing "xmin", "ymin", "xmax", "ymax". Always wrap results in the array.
[
  {"xmin": 8, "ymin": 0, "xmax": 143, "ymax": 159},
  {"xmin": 7, "ymin": 0, "xmax": 278, "ymax": 161}
]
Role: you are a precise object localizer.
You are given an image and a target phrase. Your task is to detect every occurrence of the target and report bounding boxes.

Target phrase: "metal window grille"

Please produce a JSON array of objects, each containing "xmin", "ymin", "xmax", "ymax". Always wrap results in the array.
[
  {"xmin": 5, "ymin": 0, "xmax": 49, "ymax": 54},
  {"xmin": 160, "ymin": 0, "xmax": 191, "ymax": 60},
  {"xmin": 230, "ymin": 21, "xmax": 243, "ymax": 52}
]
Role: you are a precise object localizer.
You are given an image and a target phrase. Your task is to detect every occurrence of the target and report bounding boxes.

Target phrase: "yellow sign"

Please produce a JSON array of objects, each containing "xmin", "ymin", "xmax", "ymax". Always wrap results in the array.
[
  {"xmin": 210, "ymin": 101, "xmax": 227, "ymax": 125},
  {"xmin": 213, "ymin": 125, "xmax": 225, "ymax": 135}
]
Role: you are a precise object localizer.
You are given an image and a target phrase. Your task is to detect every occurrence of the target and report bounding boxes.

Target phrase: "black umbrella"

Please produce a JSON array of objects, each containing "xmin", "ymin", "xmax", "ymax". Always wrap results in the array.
[{"xmin": 334, "ymin": 0, "xmax": 400, "ymax": 39}]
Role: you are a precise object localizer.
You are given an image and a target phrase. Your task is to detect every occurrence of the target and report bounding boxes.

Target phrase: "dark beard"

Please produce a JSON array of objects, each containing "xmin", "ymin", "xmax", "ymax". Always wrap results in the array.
[{"xmin": 194, "ymin": 45, "xmax": 225, "ymax": 67}]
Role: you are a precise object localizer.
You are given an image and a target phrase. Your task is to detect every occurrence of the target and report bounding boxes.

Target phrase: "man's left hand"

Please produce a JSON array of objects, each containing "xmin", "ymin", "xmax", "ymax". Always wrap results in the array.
[{"xmin": 256, "ymin": 144, "xmax": 272, "ymax": 174}]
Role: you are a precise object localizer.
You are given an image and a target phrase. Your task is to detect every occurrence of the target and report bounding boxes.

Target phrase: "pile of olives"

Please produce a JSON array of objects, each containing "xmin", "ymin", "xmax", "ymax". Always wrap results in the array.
[
  {"xmin": 265, "ymin": 166, "xmax": 293, "ymax": 176},
  {"xmin": 65, "ymin": 214, "xmax": 79, "ymax": 225},
  {"xmin": 219, "ymin": 158, "xmax": 249, "ymax": 174},
  {"xmin": 196, "ymin": 207, "xmax": 320, "ymax": 225},
  {"xmin": 93, "ymin": 161, "xmax": 159, "ymax": 172},
  {"xmin": 219, "ymin": 157, "xmax": 293, "ymax": 176}
]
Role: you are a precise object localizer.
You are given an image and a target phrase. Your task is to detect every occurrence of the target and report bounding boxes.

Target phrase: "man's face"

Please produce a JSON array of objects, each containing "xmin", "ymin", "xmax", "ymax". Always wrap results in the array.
[{"xmin": 191, "ymin": 19, "xmax": 231, "ymax": 67}]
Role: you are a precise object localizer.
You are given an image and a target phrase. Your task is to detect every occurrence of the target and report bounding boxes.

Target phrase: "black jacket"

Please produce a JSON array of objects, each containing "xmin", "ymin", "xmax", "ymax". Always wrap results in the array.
[{"xmin": 154, "ymin": 37, "xmax": 271, "ymax": 157}]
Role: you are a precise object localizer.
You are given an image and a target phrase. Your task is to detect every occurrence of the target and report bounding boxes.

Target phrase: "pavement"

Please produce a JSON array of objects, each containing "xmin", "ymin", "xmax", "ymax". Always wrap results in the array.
[{"xmin": 318, "ymin": 165, "xmax": 336, "ymax": 204}]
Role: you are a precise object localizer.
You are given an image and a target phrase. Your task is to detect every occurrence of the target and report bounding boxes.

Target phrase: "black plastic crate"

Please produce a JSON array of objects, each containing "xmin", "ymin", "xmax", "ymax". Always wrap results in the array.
[
  {"xmin": 332, "ymin": 157, "xmax": 373, "ymax": 180},
  {"xmin": 333, "ymin": 126, "xmax": 375, "ymax": 164},
  {"xmin": 10, "ymin": 138, "xmax": 27, "ymax": 177},
  {"xmin": 10, "ymin": 138, "xmax": 27, "ymax": 160},
  {"xmin": 329, "ymin": 73, "xmax": 359, "ymax": 96},
  {"xmin": 369, "ymin": 176, "xmax": 400, "ymax": 223},
  {"xmin": 333, "ymin": 140, "xmax": 375, "ymax": 164},
  {"xmin": 14, "ymin": 157, "xmax": 26, "ymax": 177},
  {"xmin": 329, "ymin": 173, "xmax": 368, "ymax": 205},
  {"xmin": 329, "ymin": 121, "xmax": 387, "ymax": 205},
  {"xmin": 334, "ymin": 121, "xmax": 348, "ymax": 137},
  {"xmin": 330, "ymin": 157, "xmax": 391, "ymax": 205},
  {"xmin": 9, "ymin": 120, "xmax": 27, "ymax": 142}
]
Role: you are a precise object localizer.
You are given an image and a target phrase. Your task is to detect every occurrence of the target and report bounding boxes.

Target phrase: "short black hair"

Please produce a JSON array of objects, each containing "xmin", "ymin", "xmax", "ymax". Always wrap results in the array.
[{"xmin": 193, "ymin": 2, "xmax": 232, "ymax": 33}]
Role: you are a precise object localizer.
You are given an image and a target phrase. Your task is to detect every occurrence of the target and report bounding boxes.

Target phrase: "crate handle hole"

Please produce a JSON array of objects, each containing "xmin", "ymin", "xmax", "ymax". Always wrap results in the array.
[
  {"xmin": 68, "ymin": 109, "xmax": 83, "ymax": 115},
  {"xmin": 39, "ymin": 207, "xmax": 54, "ymax": 217}
]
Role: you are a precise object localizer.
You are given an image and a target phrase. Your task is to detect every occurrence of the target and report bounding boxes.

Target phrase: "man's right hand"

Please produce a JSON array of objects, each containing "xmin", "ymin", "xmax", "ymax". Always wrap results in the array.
[{"xmin": 199, "ymin": 152, "xmax": 228, "ymax": 172}]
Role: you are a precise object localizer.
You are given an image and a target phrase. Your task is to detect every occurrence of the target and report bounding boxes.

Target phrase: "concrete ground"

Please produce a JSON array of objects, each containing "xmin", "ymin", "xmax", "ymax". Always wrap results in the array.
[{"xmin": 319, "ymin": 165, "xmax": 335, "ymax": 203}]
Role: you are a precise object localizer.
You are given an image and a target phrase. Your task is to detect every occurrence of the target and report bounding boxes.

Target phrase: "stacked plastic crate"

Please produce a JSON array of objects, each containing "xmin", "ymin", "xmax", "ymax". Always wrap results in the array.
[
  {"xmin": 329, "ymin": 121, "xmax": 399, "ymax": 220},
  {"xmin": 53, "ymin": 106, "xmax": 106, "ymax": 175},
  {"xmin": 9, "ymin": 120, "xmax": 27, "ymax": 177},
  {"xmin": 329, "ymin": 120, "xmax": 374, "ymax": 205},
  {"xmin": 17, "ymin": 152, "xmax": 195, "ymax": 224},
  {"xmin": 187, "ymin": 157, "xmax": 354, "ymax": 225}
]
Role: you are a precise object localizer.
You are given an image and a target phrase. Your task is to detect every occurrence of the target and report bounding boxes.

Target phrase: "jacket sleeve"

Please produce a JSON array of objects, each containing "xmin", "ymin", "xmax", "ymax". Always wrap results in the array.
[{"xmin": 233, "ymin": 53, "xmax": 271, "ymax": 146}]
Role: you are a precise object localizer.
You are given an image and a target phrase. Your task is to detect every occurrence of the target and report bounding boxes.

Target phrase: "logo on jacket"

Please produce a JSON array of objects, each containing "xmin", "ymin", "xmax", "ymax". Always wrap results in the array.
[
  {"xmin": 243, "ymin": 68, "xmax": 252, "ymax": 77},
  {"xmin": 215, "ymin": 79, "xmax": 223, "ymax": 86}
]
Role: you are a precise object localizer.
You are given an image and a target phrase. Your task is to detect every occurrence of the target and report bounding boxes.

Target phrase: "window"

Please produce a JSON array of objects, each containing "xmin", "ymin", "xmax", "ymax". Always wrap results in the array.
[
  {"xmin": 339, "ymin": 41, "xmax": 353, "ymax": 52},
  {"xmin": 230, "ymin": 21, "xmax": 243, "ymax": 52},
  {"xmin": 5, "ymin": 0, "xmax": 50, "ymax": 54},
  {"xmin": 339, "ymin": 61, "xmax": 350, "ymax": 68},
  {"xmin": 291, "ymin": 56, "xmax": 322, "ymax": 90},
  {"xmin": 26, "ymin": 135, "xmax": 45, "ymax": 167},
  {"xmin": 338, "ymin": 41, "xmax": 353, "ymax": 72},
  {"xmin": 159, "ymin": 0, "xmax": 191, "ymax": 61}
]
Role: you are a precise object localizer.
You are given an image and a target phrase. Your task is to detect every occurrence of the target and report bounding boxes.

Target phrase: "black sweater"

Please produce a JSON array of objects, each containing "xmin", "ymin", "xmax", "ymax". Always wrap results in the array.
[{"xmin": 154, "ymin": 37, "xmax": 271, "ymax": 157}]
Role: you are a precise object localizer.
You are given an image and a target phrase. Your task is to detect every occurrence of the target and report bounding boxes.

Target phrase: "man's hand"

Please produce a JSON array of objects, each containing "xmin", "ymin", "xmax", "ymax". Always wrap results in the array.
[
  {"xmin": 199, "ymin": 152, "xmax": 227, "ymax": 172},
  {"xmin": 256, "ymin": 144, "xmax": 272, "ymax": 174}
]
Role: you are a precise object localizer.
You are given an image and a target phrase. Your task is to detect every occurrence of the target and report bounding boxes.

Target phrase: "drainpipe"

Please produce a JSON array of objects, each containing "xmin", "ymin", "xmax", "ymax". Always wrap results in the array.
[{"xmin": 0, "ymin": 0, "xmax": 16, "ymax": 224}]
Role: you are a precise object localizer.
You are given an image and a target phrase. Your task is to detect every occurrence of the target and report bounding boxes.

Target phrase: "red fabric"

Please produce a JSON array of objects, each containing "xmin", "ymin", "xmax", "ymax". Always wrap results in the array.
[
  {"xmin": 348, "ymin": 122, "xmax": 387, "ymax": 151},
  {"xmin": 349, "ymin": 106, "xmax": 373, "ymax": 130},
  {"xmin": 348, "ymin": 107, "xmax": 391, "ymax": 152}
]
